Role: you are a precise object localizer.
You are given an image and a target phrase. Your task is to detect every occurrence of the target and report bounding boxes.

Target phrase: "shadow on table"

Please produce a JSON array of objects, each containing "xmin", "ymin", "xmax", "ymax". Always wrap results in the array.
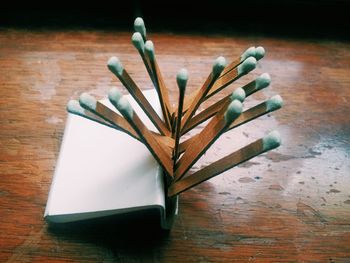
[{"xmin": 47, "ymin": 208, "xmax": 171, "ymax": 256}]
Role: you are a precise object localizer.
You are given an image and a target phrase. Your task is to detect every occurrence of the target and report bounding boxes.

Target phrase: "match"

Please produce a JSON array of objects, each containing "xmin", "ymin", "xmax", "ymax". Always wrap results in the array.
[
  {"xmin": 107, "ymin": 56, "xmax": 171, "ymax": 137},
  {"xmin": 173, "ymin": 68, "xmax": 188, "ymax": 163},
  {"xmin": 180, "ymin": 56, "xmax": 227, "ymax": 132},
  {"xmin": 182, "ymin": 87, "xmax": 246, "ymax": 134},
  {"xmin": 181, "ymin": 73, "xmax": 271, "ymax": 134},
  {"xmin": 108, "ymin": 89, "xmax": 174, "ymax": 178},
  {"xmin": 179, "ymin": 94, "xmax": 283, "ymax": 153},
  {"xmin": 168, "ymin": 130, "xmax": 281, "ymax": 197},
  {"xmin": 67, "ymin": 100, "xmax": 118, "ymax": 130},
  {"xmin": 79, "ymin": 92, "xmax": 140, "ymax": 140},
  {"xmin": 144, "ymin": 40, "xmax": 173, "ymax": 127},
  {"xmin": 131, "ymin": 32, "xmax": 157, "ymax": 87},
  {"xmin": 181, "ymin": 56, "xmax": 257, "ymax": 115},
  {"xmin": 134, "ymin": 17, "xmax": 147, "ymax": 42},
  {"xmin": 174, "ymin": 99, "xmax": 243, "ymax": 181}
]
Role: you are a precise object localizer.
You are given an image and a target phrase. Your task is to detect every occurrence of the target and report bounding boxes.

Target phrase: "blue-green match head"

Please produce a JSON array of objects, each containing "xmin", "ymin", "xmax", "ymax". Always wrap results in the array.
[
  {"xmin": 240, "ymin": 46, "xmax": 256, "ymax": 61},
  {"xmin": 262, "ymin": 130, "xmax": 281, "ymax": 151},
  {"xmin": 212, "ymin": 56, "xmax": 227, "ymax": 76},
  {"xmin": 144, "ymin": 40, "xmax": 155, "ymax": 61},
  {"xmin": 255, "ymin": 46, "xmax": 265, "ymax": 60},
  {"xmin": 255, "ymin": 73, "xmax": 271, "ymax": 90},
  {"xmin": 176, "ymin": 68, "xmax": 188, "ymax": 92},
  {"xmin": 224, "ymin": 99, "xmax": 242, "ymax": 124},
  {"xmin": 132, "ymin": 32, "xmax": 144, "ymax": 52},
  {"xmin": 115, "ymin": 96, "xmax": 133, "ymax": 119},
  {"xmin": 107, "ymin": 56, "xmax": 124, "ymax": 77},
  {"xmin": 134, "ymin": 17, "xmax": 146, "ymax": 39},
  {"xmin": 108, "ymin": 87, "xmax": 123, "ymax": 107},
  {"xmin": 237, "ymin": 57, "xmax": 257, "ymax": 75},
  {"xmin": 266, "ymin": 95, "xmax": 283, "ymax": 111},
  {"xmin": 79, "ymin": 93, "xmax": 97, "ymax": 111},
  {"xmin": 230, "ymin": 87, "xmax": 246, "ymax": 102},
  {"xmin": 67, "ymin": 100, "xmax": 85, "ymax": 115}
]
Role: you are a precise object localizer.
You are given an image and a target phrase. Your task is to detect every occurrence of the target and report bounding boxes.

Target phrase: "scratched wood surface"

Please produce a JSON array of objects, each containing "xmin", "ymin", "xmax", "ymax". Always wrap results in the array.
[{"xmin": 0, "ymin": 29, "xmax": 350, "ymax": 262}]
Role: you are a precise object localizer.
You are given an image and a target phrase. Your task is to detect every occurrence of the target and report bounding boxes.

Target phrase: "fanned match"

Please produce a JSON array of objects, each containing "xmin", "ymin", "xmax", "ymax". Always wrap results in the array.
[{"xmin": 67, "ymin": 17, "xmax": 283, "ymax": 198}]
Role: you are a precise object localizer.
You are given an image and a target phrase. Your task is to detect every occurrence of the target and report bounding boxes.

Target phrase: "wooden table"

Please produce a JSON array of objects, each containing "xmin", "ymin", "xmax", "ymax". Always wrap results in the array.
[{"xmin": 0, "ymin": 29, "xmax": 349, "ymax": 262}]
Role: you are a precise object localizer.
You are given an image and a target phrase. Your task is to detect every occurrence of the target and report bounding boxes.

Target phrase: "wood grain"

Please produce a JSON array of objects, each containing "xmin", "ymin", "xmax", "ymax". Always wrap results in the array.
[{"xmin": 0, "ymin": 29, "xmax": 350, "ymax": 262}]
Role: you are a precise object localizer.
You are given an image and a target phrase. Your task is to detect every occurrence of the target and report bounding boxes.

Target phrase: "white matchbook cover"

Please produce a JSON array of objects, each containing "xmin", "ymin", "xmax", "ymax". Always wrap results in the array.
[{"xmin": 44, "ymin": 90, "xmax": 176, "ymax": 229}]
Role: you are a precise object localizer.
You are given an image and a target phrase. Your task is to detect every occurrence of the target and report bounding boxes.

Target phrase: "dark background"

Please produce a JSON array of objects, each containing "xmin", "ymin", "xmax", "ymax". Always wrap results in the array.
[{"xmin": 1, "ymin": 0, "xmax": 349, "ymax": 40}]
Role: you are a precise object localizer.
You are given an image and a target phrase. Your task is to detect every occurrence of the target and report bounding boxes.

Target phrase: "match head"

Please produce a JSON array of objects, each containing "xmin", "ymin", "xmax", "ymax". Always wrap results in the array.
[
  {"xmin": 240, "ymin": 46, "xmax": 256, "ymax": 61},
  {"xmin": 107, "ymin": 56, "xmax": 124, "ymax": 77},
  {"xmin": 134, "ymin": 17, "xmax": 147, "ymax": 39},
  {"xmin": 237, "ymin": 57, "xmax": 257, "ymax": 75},
  {"xmin": 255, "ymin": 73, "xmax": 271, "ymax": 90},
  {"xmin": 262, "ymin": 130, "xmax": 281, "ymax": 151},
  {"xmin": 144, "ymin": 40, "xmax": 155, "ymax": 61},
  {"xmin": 67, "ymin": 100, "xmax": 85, "ymax": 115},
  {"xmin": 212, "ymin": 56, "xmax": 227, "ymax": 76},
  {"xmin": 176, "ymin": 68, "xmax": 188, "ymax": 92},
  {"xmin": 132, "ymin": 32, "xmax": 145, "ymax": 52},
  {"xmin": 230, "ymin": 87, "xmax": 246, "ymax": 102},
  {"xmin": 224, "ymin": 99, "xmax": 243, "ymax": 124},
  {"xmin": 255, "ymin": 46, "xmax": 265, "ymax": 60},
  {"xmin": 79, "ymin": 93, "xmax": 97, "ymax": 111},
  {"xmin": 115, "ymin": 96, "xmax": 134, "ymax": 119},
  {"xmin": 266, "ymin": 95, "xmax": 283, "ymax": 111},
  {"xmin": 108, "ymin": 87, "xmax": 123, "ymax": 106}
]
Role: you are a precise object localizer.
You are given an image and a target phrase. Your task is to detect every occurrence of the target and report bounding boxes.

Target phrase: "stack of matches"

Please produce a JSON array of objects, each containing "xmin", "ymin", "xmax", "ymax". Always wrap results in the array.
[{"xmin": 67, "ymin": 17, "xmax": 283, "ymax": 198}]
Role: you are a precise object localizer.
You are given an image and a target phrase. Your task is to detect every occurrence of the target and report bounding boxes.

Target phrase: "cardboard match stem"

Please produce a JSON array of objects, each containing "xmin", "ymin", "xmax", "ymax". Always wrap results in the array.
[
  {"xmin": 173, "ymin": 100, "xmax": 241, "ymax": 181},
  {"xmin": 180, "ymin": 72, "xmax": 217, "ymax": 131},
  {"xmin": 168, "ymin": 136, "xmax": 277, "ymax": 197},
  {"xmin": 182, "ymin": 96, "xmax": 230, "ymax": 135},
  {"xmin": 144, "ymin": 46, "xmax": 173, "ymax": 127},
  {"xmin": 181, "ymin": 59, "xmax": 254, "ymax": 115},
  {"xmin": 110, "ymin": 68, "xmax": 171, "ymax": 137},
  {"xmin": 113, "ymin": 98, "xmax": 174, "ymax": 178},
  {"xmin": 173, "ymin": 75, "xmax": 187, "ymax": 163},
  {"xmin": 182, "ymin": 75, "xmax": 269, "ymax": 134},
  {"xmin": 80, "ymin": 100, "xmax": 173, "ymax": 150},
  {"xmin": 179, "ymin": 98, "xmax": 280, "ymax": 153}
]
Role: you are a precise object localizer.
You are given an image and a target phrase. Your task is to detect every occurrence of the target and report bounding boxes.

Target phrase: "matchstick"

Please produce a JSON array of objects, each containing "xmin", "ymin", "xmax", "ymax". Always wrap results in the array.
[
  {"xmin": 78, "ymin": 92, "xmax": 174, "ymax": 150},
  {"xmin": 134, "ymin": 17, "xmax": 147, "ymax": 42},
  {"xmin": 132, "ymin": 32, "xmax": 157, "ymax": 88},
  {"xmin": 173, "ymin": 68, "xmax": 188, "ymax": 164},
  {"xmin": 79, "ymin": 93, "xmax": 139, "ymax": 140},
  {"xmin": 144, "ymin": 40, "xmax": 173, "ymax": 127},
  {"xmin": 181, "ymin": 56, "xmax": 257, "ymax": 119},
  {"xmin": 108, "ymin": 90, "xmax": 174, "ymax": 178},
  {"xmin": 179, "ymin": 94, "xmax": 283, "ymax": 153},
  {"xmin": 227, "ymin": 94, "xmax": 283, "ymax": 131},
  {"xmin": 173, "ymin": 99, "xmax": 243, "ymax": 181},
  {"xmin": 220, "ymin": 46, "xmax": 257, "ymax": 77},
  {"xmin": 182, "ymin": 87, "xmax": 246, "ymax": 134},
  {"xmin": 107, "ymin": 56, "xmax": 171, "ymax": 137},
  {"xmin": 203, "ymin": 56, "xmax": 258, "ymax": 101},
  {"xmin": 168, "ymin": 131, "xmax": 281, "ymax": 197},
  {"xmin": 180, "ymin": 56, "xmax": 227, "ymax": 131},
  {"xmin": 180, "ymin": 46, "xmax": 264, "ymax": 113},
  {"xmin": 182, "ymin": 73, "xmax": 271, "ymax": 134},
  {"xmin": 242, "ymin": 73, "xmax": 271, "ymax": 97},
  {"xmin": 67, "ymin": 100, "xmax": 117, "ymax": 130}
]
